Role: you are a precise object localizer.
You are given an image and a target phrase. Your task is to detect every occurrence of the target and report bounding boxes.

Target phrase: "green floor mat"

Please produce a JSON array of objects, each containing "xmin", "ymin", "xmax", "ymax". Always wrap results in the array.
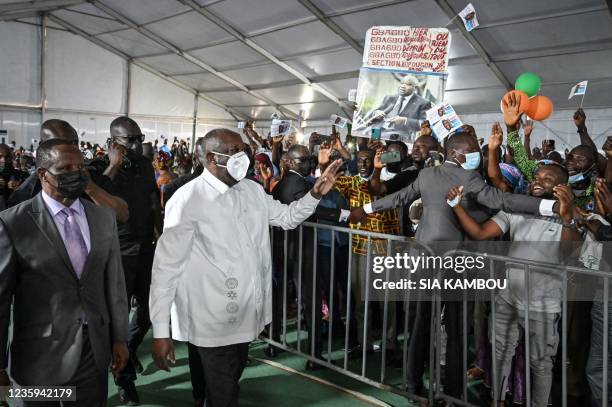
[{"xmin": 106, "ymin": 334, "xmax": 412, "ymax": 406}]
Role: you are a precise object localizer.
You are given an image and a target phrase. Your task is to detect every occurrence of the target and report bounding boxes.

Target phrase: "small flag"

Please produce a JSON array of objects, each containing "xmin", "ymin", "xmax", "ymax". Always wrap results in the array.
[
  {"xmin": 459, "ymin": 3, "xmax": 479, "ymax": 32},
  {"xmin": 329, "ymin": 114, "xmax": 349, "ymax": 129},
  {"xmin": 568, "ymin": 80, "xmax": 588, "ymax": 100}
]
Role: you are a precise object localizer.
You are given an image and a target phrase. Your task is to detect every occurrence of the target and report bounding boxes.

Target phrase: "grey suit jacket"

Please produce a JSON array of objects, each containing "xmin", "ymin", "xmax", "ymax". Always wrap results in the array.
[
  {"xmin": 371, "ymin": 162, "xmax": 544, "ymax": 242},
  {"xmin": 0, "ymin": 193, "xmax": 128, "ymax": 385}
]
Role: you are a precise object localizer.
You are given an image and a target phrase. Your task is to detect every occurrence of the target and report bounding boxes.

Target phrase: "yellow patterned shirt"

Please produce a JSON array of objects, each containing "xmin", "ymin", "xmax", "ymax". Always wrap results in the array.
[{"xmin": 334, "ymin": 175, "xmax": 399, "ymax": 256}]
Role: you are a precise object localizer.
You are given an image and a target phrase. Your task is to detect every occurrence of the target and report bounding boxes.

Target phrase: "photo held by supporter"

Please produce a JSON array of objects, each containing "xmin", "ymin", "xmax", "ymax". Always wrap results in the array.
[{"xmin": 0, "ymin": 2, "xmax": 611, "ymax": 407}]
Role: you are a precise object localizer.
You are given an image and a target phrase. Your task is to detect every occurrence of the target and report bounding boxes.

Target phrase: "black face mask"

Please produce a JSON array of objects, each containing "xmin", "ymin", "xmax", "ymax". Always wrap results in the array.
[
  {"xmin": 126, "ymin": 144, "xmax": 143, "ymax": 161},
  {"xmin": 386, "ymin": 162, "xmax": 403, "ymax": 174},
  {"xmin": 48, "ymin": 169, "xmax": 89, "ymax": 200}
]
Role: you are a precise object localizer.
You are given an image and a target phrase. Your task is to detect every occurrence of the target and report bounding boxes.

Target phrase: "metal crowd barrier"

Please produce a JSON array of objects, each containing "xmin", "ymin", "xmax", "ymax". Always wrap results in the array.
[{"xmin": 262, "ymin": 223, "xmax": 610, "ymax": 407}]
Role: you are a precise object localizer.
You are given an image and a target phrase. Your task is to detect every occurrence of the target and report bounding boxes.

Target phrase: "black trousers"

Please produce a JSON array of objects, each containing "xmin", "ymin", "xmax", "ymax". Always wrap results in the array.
[
  {"xmin": 188, "ymin": 343, "xmax": 205, "ymax": 406},
  {"xmin": 192, "ymin": 342, "xmax": 249, "ymax": 407},
  {"xmin": 405, "ymin": 300, "xmax": 464, "ymax": 398},
  {"xmin": 115, "ymin": 245, "xmax": 154, "ymax": 387},
  {"xmin": 22, "ymin": 327, "xmax": 107, "ymax": 407}
]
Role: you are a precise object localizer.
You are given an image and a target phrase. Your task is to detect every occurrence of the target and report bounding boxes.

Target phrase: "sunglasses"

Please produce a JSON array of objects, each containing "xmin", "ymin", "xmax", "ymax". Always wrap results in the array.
[{"xmin": 118, "ymin": 134, "xmax": 145, "ymax": 143}]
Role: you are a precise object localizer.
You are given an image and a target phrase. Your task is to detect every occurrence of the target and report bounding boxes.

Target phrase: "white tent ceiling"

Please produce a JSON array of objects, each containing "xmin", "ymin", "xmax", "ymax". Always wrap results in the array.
[{"xmin": 1, "ymin": 0, "xmax": 612, "ymax": 122}]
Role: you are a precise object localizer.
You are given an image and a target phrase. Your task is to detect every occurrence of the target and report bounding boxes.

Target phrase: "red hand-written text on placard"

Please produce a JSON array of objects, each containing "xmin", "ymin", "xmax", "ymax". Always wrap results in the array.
[{"xmin": 365, "ymin": 27, "xmax": 450, "ymax": 73}]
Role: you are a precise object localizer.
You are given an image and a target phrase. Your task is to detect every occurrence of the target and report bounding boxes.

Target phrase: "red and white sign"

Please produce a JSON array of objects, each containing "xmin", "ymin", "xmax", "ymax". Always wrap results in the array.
[{"xmin": 363, "ymin": 26, "xmax": 451, "ymax": 74}]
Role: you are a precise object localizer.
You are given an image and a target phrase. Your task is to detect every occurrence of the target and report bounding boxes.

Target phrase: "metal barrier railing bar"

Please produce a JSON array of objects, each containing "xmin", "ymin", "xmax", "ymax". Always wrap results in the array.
[{"xmin": 263, "ymin": 222, "xmax": 610, "ymax": 407}]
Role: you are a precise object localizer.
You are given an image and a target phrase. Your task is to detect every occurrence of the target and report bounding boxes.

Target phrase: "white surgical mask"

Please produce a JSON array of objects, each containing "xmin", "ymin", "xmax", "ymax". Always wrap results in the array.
[{"xmin": 212, "ymin": 151, "xmax": 250, "ymax": 182}]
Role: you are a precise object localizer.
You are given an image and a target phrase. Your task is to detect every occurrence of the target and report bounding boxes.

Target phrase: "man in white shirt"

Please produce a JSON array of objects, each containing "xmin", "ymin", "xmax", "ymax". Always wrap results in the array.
[{"xmin": 150, "ymin": 129, "xmax": 342, "ymax": 406}]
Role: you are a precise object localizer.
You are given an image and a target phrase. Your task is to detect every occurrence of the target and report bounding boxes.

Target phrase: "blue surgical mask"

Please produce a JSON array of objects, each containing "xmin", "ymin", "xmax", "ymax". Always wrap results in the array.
[
  {"xmin": 568, "ymin": 172, "xmax": 585, "ymax": 184},
  {"xmin": 457, "ymin": 151, "xmax": 481, "ymax": 170},
  {"xmin": 568, "ymin": 164, "xmax": 595, "ymax": 184}
]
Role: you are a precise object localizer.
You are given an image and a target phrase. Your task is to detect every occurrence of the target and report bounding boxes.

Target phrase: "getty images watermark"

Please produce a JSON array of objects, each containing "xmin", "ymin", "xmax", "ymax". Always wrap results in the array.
[
  {"xmin": 359, "ymin": 240, "xmax": 604, "ymax": 302},
  {"xmin": 371, "ymin": 252, "xmax": 506, "ymax": 292}
]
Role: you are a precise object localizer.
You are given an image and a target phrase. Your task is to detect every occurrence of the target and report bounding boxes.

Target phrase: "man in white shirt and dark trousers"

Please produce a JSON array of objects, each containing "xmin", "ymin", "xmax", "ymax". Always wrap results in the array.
[{"xmin": 150, "ymin": 129, "xmax": 342, "ymax": 407}]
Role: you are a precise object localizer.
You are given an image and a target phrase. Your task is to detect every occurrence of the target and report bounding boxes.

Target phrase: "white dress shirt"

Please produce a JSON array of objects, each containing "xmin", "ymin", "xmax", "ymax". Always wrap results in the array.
[{"xmin": 150, "ymin": 169, "xmax": 320, "ymax": 347}]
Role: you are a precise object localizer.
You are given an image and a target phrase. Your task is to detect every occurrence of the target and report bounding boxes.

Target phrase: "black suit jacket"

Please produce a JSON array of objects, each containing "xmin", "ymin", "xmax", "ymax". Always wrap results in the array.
[
  {"xmin": 272, "ymin": 171, "xmax": 340, "ymax": 221},
  {"xmin": 271, "ymin": 171, "xmax": 342, "ymax": 277},
  {"xmin": 0, "ymin": 193, "xmax": 128, "ymax": 385}
]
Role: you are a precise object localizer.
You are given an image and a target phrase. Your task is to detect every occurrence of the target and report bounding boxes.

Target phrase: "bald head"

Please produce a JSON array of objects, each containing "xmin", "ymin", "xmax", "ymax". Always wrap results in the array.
[
  {"xmin": 40, "ymin": 119, "xmax": 78, "ymax": 143},
  {"xmin": 445, "ymin": 133, "xmax": 478, "ymax": 155},
  {"xmin": 287, "ymin": 144, "xmax": 310, "ymax": 160},
  {"xmin": 287, "ymin": 144, "xmax": 312, "ymax": 177},
  {"xmin": 110, "ymin": 116, "xmax": 142, "ymax": 139}
]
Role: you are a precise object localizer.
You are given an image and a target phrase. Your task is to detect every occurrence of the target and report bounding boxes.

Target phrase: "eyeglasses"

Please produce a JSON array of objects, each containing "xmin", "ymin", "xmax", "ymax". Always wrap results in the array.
[{"xmin": 120, "ymin": 134, "xmax": 145, "ymax": 143}]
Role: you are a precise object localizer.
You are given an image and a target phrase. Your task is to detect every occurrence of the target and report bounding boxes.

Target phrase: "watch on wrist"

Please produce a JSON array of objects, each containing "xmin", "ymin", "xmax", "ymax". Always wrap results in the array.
[{"xmin": 562, "ymin": 219, "xmax": 577, "ymax": 229}]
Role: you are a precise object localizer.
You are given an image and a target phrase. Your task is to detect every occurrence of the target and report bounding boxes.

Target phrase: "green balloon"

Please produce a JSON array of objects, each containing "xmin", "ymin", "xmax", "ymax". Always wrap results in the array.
[{"xmin": 515, "ymin": 72, "xmax": 541, "ymax": 97}]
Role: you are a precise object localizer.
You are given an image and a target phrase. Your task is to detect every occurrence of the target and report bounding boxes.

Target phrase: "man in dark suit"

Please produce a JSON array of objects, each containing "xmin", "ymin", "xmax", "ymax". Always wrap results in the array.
[
  {"xmin": 271, "ymin": 144, "xmax": 342, "ymax": 369},
  {"xmin": 0, "ymin": 139, "xmax": 129, "ymax": 406},
  {"xmin": 365, "ymin": 76, "xmax": 431, "ymax": 138},
  {"xmin": 88, "ymin": 116, "xmax": 162, "ymax": 404}
]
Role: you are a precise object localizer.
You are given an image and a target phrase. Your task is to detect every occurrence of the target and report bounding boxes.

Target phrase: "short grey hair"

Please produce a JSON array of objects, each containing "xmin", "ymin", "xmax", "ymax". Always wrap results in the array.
[
  {"xmin": 196, "ymin": 128, "xmax": 241, "ymax": 163},
  {"xmin": 400, "ymin": 75, "xmax": 419, "ymax": 87}
]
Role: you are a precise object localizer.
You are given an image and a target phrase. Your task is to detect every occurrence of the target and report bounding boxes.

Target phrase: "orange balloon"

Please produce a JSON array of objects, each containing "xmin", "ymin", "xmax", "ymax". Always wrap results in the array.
[
  {"xmin": 526, "ymin": 95, "xmax": 553, "ymax": 121},
  {"xmin": 500, "ymin": 90, "xmax": 530, "ymax": 114}
]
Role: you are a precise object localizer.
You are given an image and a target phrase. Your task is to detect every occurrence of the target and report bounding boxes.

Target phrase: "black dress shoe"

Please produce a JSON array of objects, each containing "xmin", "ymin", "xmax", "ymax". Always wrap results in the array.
[
  {"xmin": 264, "ymin": 345, "xmax": 284, "ymax": 358},
  {"xmin": 118, "ymin": 382, "xmax": 140, "ymax": 406},
  {"xmin": 304, "ymin": 360, "xmax": 327, "ymax": 371},
  {"xmin": 346, "ymin": 345, "xmax": 374, "ymax": 359}
]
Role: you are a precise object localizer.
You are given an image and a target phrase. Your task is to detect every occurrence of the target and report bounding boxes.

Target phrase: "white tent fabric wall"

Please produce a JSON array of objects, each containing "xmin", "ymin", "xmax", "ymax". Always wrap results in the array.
[
  {"xmin": 0, "ymin": 20, "xmax": 235, "ymax": 148},
  {"xmin": 1, "ymin": 0, "xmax": 612, "ymax": 150},
  {"xmin": 462, "ymin": 108, "xmax": 612, "ymax": 153},
  {"xmin": 0, "ymin": 110, "xmax": 41, "ymax": 147},
  {"xmin": 46, "ymin": 26, "xmax": 126, "ymax": 114}
]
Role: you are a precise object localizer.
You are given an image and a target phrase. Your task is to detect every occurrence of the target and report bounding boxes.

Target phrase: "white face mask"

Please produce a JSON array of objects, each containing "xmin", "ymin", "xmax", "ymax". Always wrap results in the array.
[{"xmin": 212, "ymin": 151, "xmax": 250, "ymax": 182}]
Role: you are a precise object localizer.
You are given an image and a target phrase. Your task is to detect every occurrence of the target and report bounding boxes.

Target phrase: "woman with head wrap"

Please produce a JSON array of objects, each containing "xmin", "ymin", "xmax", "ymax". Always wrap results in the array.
[
  {"xmin": 254, "ymin": 152, "xmax": 274, "ymax": 192},
  {"xmin": 155, "ymin": 150, "xmax": 177, "ymax": 200},
  {"xmin": 499, "ymin": 162, "xmax": 527, "ymax": 193}
]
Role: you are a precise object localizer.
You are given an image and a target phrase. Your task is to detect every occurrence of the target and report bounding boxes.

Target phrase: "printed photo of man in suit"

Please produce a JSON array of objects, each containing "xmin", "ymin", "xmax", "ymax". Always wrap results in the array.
[
  {"xmin": 361, "ymin": 75, "xmax": 432, "ymax": 140},
  {"xmin": 0, "ymin": 139, "xmax": 129, "ymax": 406}
]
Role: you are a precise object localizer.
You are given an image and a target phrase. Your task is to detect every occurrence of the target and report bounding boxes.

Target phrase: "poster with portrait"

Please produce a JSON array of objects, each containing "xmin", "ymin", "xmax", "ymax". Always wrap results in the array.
[
  {"xmin": 426, "ymin": 101, "xmax": 456, "ymax": 124},
  {"xmin": 426, "ymin": 102, "xmax": 463, "ymax": 140},
  {"xmin": 352, "ymin": 26, "xmax": 451, "ymax": 142},
  {"xmin": 431, "ymin": 113, "xmax": 463, "ymax": 140}
]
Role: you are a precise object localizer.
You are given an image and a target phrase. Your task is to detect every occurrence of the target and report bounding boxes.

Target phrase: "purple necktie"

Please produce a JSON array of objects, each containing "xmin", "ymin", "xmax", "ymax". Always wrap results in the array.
[{"xmin": 59, "ymin": 208, "xmax": 88, "ymax": 278}]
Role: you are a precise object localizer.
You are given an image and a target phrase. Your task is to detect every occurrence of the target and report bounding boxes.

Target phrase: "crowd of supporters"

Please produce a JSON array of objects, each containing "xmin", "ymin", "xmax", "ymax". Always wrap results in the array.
[{"xmin": 0, "ymin": 100, "xmax": 611, "ymax": 407}]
